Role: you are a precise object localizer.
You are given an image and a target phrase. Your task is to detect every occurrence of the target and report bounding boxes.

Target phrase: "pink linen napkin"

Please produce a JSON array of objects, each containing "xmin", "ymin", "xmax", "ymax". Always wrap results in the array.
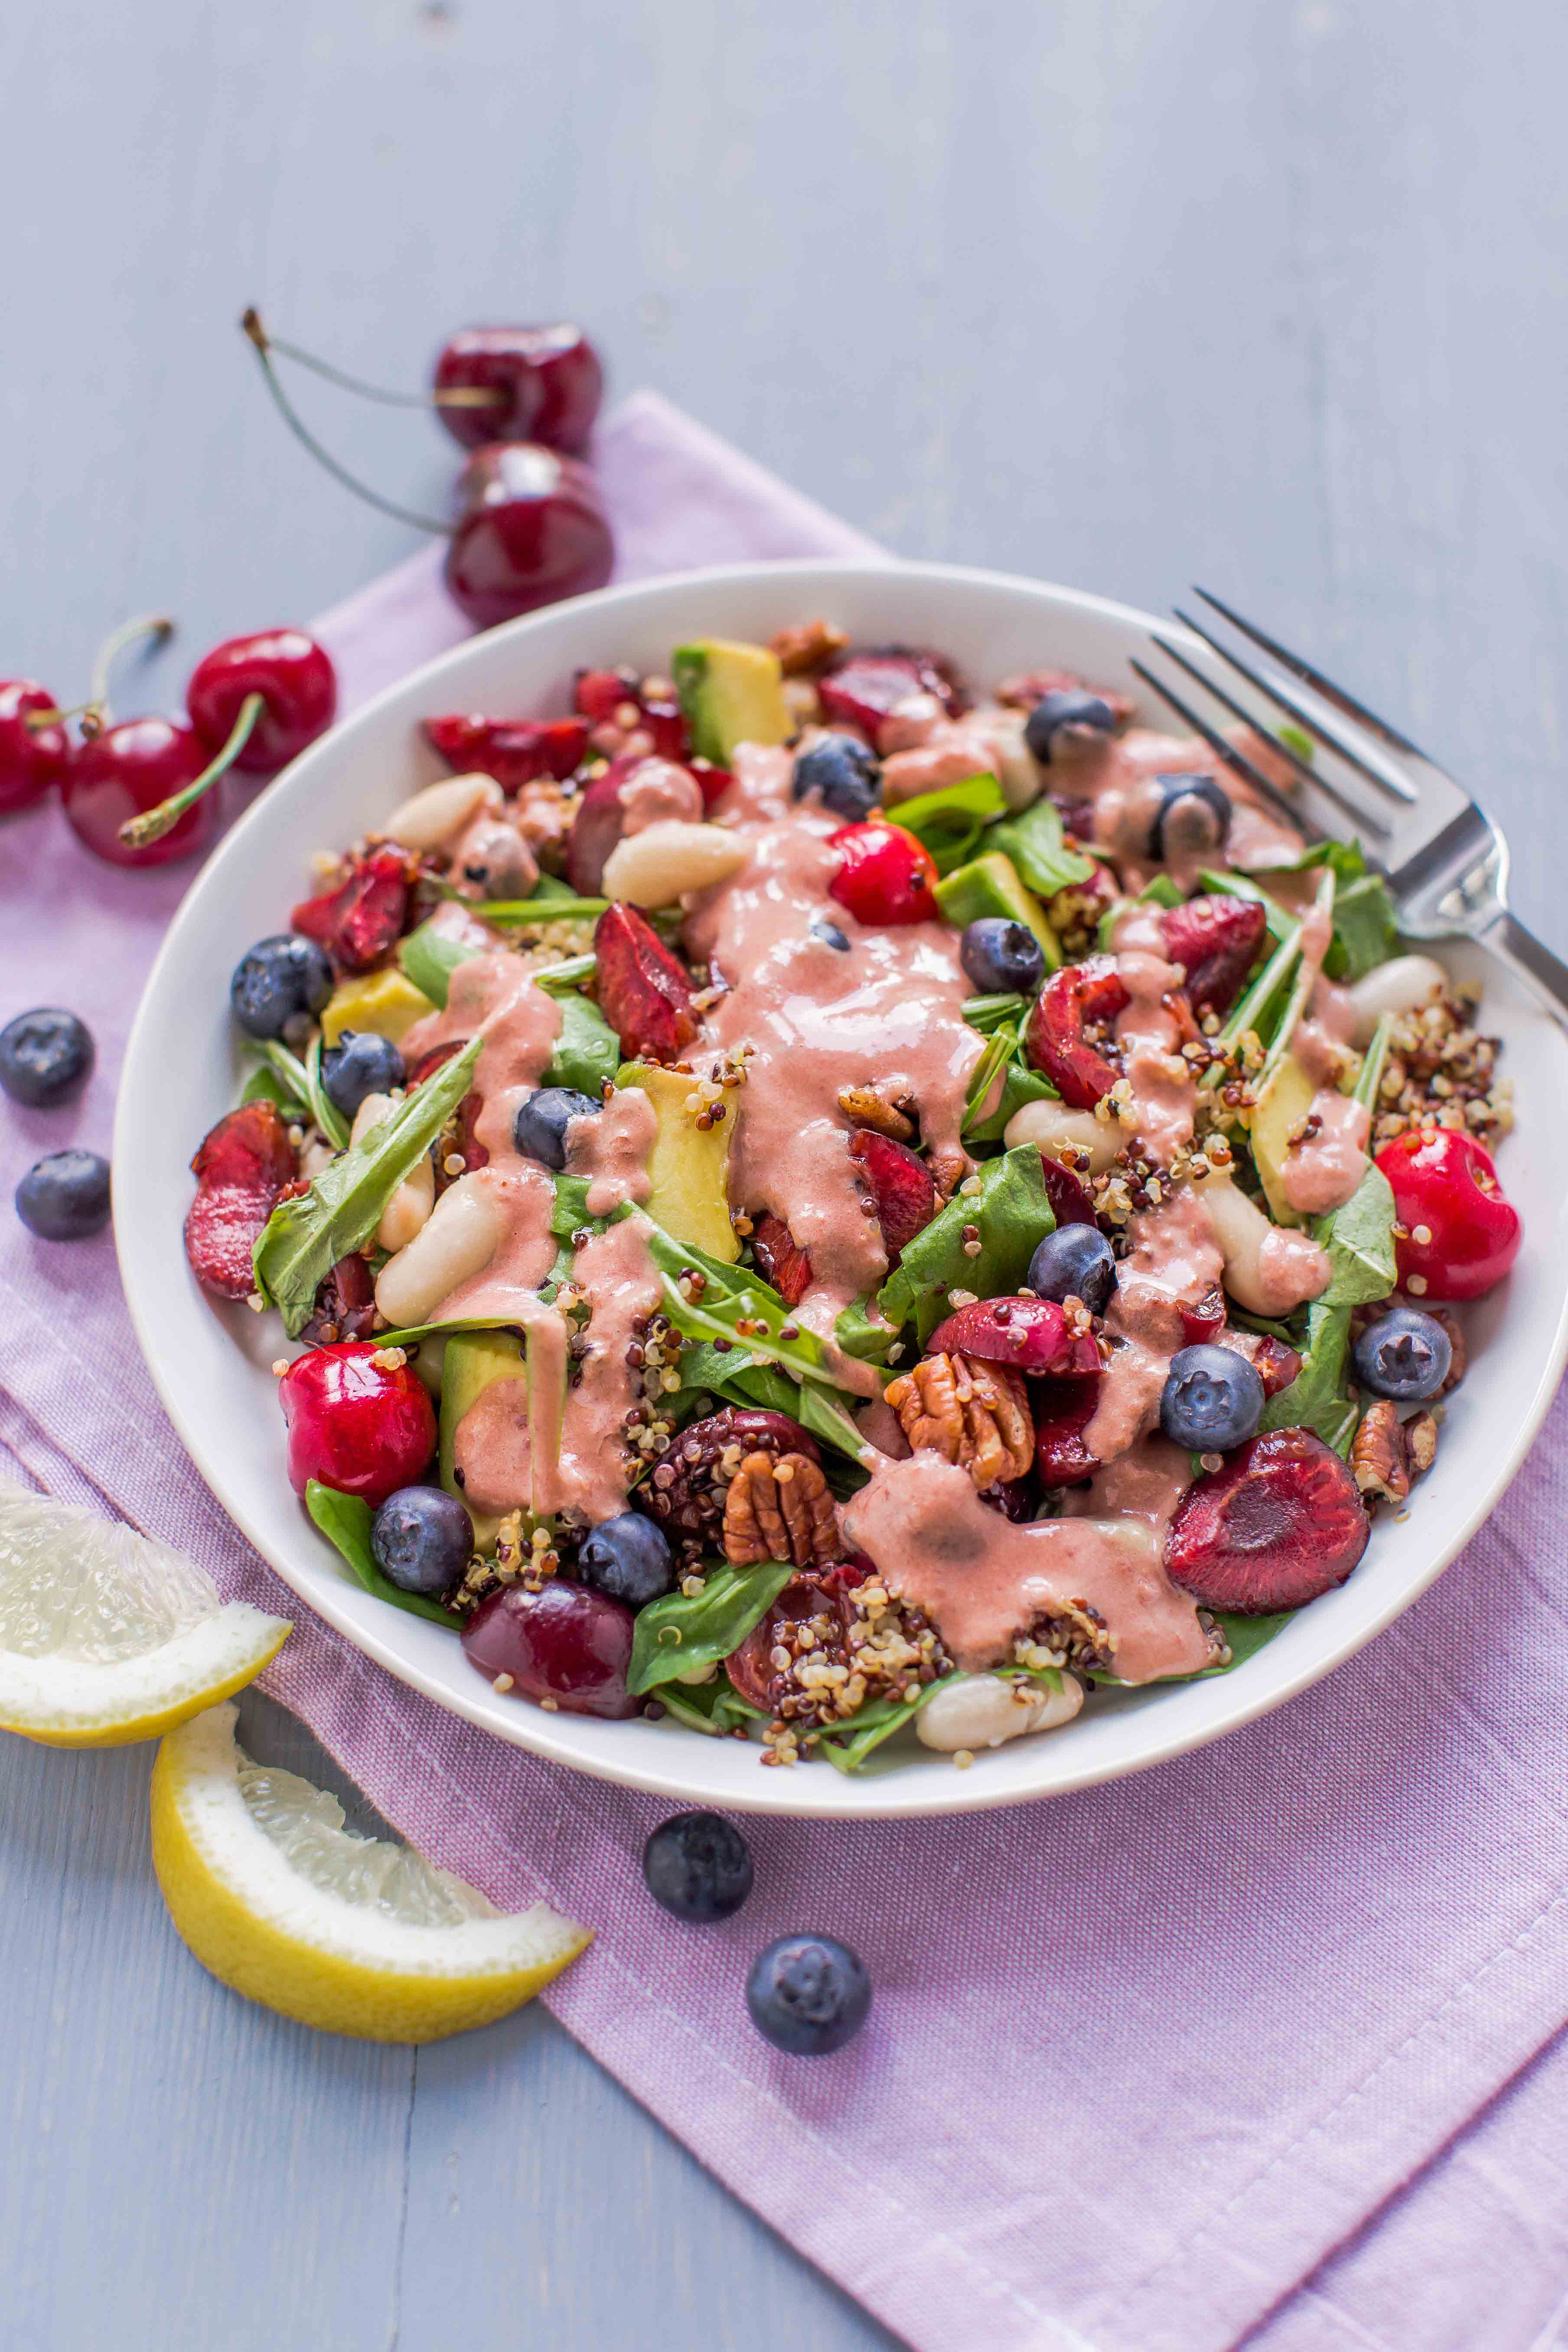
[{"xmin": 2, "ymin": 388, "xmax": 1566, "ymax": 2352}]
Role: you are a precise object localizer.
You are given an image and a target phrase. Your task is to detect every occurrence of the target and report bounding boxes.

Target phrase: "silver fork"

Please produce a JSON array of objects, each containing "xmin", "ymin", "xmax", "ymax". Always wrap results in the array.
[{"xmin": 1129, "ymin": 588, "xmax": 1568, "ymax": 1026}]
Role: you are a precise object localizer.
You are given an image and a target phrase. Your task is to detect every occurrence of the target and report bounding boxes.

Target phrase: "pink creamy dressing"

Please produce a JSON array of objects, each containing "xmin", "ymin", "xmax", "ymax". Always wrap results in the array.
[
  {"xmin": 684, "ymin": 787, "xmax": 984, "ymax": 1359},
  {"xmin": 878, "ymin": 705, "xmax": 1017, "ymax": 804},
  {"xmin": 569, "ymin": 1087, "xmax": 655, "ymax": 1219},
  {"xmin": 841, "ymin": 1452, "xmax": 1212, "ymax": 1683},
  {"xmin": 1085, "ymin": 1189, "xmax": 1224, "ymax": 1465},
  {"xmin": 1086, "ymin": 728, "xmax": 1304, "ymax": 884},
  {"xmin": 1110, "ymin": 902, "xmax": 1197, "ymax": 1167},
  {"xmin": 1282, "ymin": 1092, "xmax": 1371, "ymax": 1217},
  {"xmin": 618, "ymin": 758, "xmax": 703, "ymax": 834}
]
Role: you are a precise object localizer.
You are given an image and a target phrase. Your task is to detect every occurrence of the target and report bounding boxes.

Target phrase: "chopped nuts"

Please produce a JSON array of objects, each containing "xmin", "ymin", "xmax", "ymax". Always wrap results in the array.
[
  {"xmin": 1351, "ymin": 1399, "xmax": 1440, "ymax": 1506},
  {"xmin": 837, "ymin": 1085, "xmax": 915, "ymax": 1142}
]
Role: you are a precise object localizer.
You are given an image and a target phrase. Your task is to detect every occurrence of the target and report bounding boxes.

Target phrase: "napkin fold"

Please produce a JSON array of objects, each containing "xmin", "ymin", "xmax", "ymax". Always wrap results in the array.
[{"xmin": 2, "ymin": 388, "xmax": 1565, "ymax": 2352}]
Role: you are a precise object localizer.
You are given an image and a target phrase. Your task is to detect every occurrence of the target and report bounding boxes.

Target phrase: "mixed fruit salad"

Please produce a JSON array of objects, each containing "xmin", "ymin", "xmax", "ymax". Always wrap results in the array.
[{"xmin": 181, "ymin": 620, "xmax": 1522, "ymax": 1773}]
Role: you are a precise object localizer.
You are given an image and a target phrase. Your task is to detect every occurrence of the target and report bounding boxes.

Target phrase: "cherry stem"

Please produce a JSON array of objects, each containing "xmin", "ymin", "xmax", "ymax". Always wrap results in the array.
[
  {"xmin": 241, "ymin": 308, "xmax": 450, "ymax": 536},
  {"xmin": 25, "ymin": 697, "xmax": 96, "ymax": 736},
  {"xmin": 249, "ymin": 322, "xmax": 504, "ymax": 413},
  {"xmin": 90, "ymin": 612, "xmax": 176, "ymax": 725},
  {"xmin": 117, "ymin": 691, "xmax": 264, "ymax": 849}
]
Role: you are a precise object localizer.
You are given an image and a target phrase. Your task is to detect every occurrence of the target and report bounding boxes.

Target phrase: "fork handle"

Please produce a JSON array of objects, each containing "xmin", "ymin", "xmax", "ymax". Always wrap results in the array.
[{"xmin": 1478, "ymin": 909, "xmax": 1568, "ymax": 1029}]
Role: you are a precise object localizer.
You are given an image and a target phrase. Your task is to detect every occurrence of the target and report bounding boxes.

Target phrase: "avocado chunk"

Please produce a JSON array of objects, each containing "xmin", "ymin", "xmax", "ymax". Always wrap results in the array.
[
  {"xmin": 322, "ymin": 966, "xmax": 436, "ymax": 1044},
  {"xmin": 439, "ymin": 1330, "xmax": 526, "ymax": 1550},
  {"xmin": 671, "ymin": 637, "xmax": 792, "ymax": 764},
  {"xmin": 932, "ymin": 851, "xmax": 1062, "ymax": 971},
  {"xmin": 1248, "ymin": 1050, "xmax": 1317, "ymax": 1227},
  {"xmin": 619, "ymin": 1062, "xmax": 740, "ymax": 1263}
]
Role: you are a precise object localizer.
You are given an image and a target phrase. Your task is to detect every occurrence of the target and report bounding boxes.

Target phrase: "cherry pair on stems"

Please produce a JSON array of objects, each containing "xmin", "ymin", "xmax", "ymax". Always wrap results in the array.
[{"xmin": 0, "ymin": 620, "xmax": 337, "ymax": 868}]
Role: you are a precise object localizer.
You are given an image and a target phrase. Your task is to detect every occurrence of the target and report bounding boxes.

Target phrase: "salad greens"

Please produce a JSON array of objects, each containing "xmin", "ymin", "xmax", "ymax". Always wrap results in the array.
[
  {"xmin": 838, "ymin": 1143, "xmax": 1055, "ymax": 1361},
  {"xmin": 1258, "ymin": 1300, "xmax": 1358, "ymax": 1456},
  {"xmin": 253, "ymin": 1035, "xmax": 482, "ymax": 1336},
  {"xmin": 304, "ymin": 1032, "xmax": 351, "ymax": 1151},
  {"xmin": 305, "ymin": 1480, "xmax": 460, "ymax": 1629},
  {"xmin": 626, "ymin": 1563, "xmax": 794, "ymax": 1696},
  {"xmin": 241, "ymin": 1039, "xmax": 314, "ymax": 1118},
  {"xmin": 988, "ymin": 795, "xmax": 1096, "ymax": 899},
  {"xmin": 884, "ymin": 773, "xmax": 1007, "ymax": 874},
  {"xmin": 398, "ymin": 920, "xmax": 481, "ymax": 1011},
  {"xmin": 546, "ymin": 991, "xmax": 619, "ymax": 1096}
]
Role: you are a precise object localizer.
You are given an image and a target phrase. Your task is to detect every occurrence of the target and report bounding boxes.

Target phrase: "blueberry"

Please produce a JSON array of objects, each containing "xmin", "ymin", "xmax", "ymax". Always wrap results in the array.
[
  {"xmin": 745, "ymin": 1933, "xmax": 871, "ymax": 2056},
  {"xmin": 1160, "ymin": 1344, "xmax": 1264, "ymax": 1452},
  {"xmin": 230, "ymin": 933, "xmax": 335, "ymax": 1042},
  {"xmin": 15, "ymin": 1149, "xmax": 111, "ymax": 1241},
  {"xmin": 642, "ymin": 1811, "xmax": 753, "ymax": 1923},
  {"xmin": 1027, "ymin": 1224, "xmax": 1117, "ymax": 1316},
  {"xmin": 512, "ymin": 1086, "xmax": 600, "ymax": 1170},
  {"xmin": 959, "ymin": 918, "xmax": 1046, "ymax": 997},
  {"xmin": 792, "ymin": 734, "xmax": 881, "ymax": 822},
  {"xmin": 1149, "ymin": 773, "xmax": 1231, "ymax": 860},
  {"xmin": 577, "ymin": 1511, "xmax": 675, "ymax": 1608},
  {"xmin": 321, "ymin": 1030, "xmax": 407, "ymax": 1120},
  {"xmin": 1024, "ymin": 690, "xmax": 1118, "ymax": 765},
  {"xmin": 810, "ymin": 918, "xmax": 851, "ymax": 952},
  {"xmin": 370, "ymin": 1486, "xmax": 473, "ymax": 1597},
  {"xmin": 0, "ymin": 1008, "xmax": 94, "ymax": 1107},
  {"xmin": 1353, "ymin": 1307, "xmax": 1452, "ymax": 1402}
]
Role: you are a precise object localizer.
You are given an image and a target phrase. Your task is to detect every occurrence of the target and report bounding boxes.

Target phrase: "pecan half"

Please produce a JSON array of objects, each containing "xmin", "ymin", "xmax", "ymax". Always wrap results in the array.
[
  {"xmin": 883, "ymin": 1351, "xmax": 1034, "ymax": 1489},
  {"xmin": 837, "ymin": 1084, "xmax": 916, "ymax": 1142},
  {"xmin": 926, "ymin": 1144, "xmax": 969, "ymax": 1203},
  {"xmin": 1351, "ymin": 1400, "xmax": 1439, "ymax": 1504},
  {"xmin": 722, "ymin": 1450, "xmax": 841, "ymax": 1569},
  {"xmin": 768, "ymin": 618, "xmax": 849, "ymax": 677}
]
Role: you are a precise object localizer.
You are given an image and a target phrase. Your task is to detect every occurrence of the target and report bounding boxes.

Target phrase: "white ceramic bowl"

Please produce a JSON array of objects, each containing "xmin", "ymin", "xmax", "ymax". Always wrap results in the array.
[{"xmin": 115, "ymin": 560, "xmax": 1568, "ymax": 1817}]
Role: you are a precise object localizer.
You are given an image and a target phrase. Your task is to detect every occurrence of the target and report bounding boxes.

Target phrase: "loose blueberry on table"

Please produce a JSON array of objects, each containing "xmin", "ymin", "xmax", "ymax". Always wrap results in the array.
[
  {"xmin": 16, "ymin": 1149, "xmax": 112, "ymax": 1241},
  {"xmin": 0, "ymin": 1009, "xmax": 94, "ymax": 1108},
  {"xmin": 642, "ymin": 1813, "xmax": 753, "ymax": 1923},
  {"xmin": 175, "ymin": 611, "xmax": 1523, "ymax": 1778},
  {"xmin": 746, "ymin": 1934, "xmax": 871, "ymax": 2056}
]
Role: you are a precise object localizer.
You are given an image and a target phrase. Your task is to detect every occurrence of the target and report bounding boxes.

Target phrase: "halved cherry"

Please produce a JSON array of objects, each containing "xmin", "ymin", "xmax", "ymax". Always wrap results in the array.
[
  {"xmin": 818, "ymin": 649, "xmax": 963, "ymax": 736},
  {"xmin": 847, "ymin": 1130, "xmax": 936, "ymax": 1263},
  {"xmin": 1037, "ymin": 1154, "xmax": 1098, "ymax": 1229},
  {"xmin": 827, "ymin": 821, "xmax": 939, "ymax": 926},
  {"xmin": 1180, "ymin": 1285, "xmax": 1226, "ymax": 1347},
  {"xmin": 929, "ymin": 1295, "xmax": 1101, "ymax": 1377},
  {"xmin": 750, "ymin": 1213, "xmax": 812, "ymax": 1307},
  {"xmin": 592, "ymin": 902, "xmax": 699, "ymax": 1061},
  {"xmin": 184, "ymin": 1099, "xmax": 296, "ymax": 1299},
  {"xmin": 1166, "ymin": 1426, "xmax": 1368, "ymax": 1611},
  {"xmin": 724, "ymin": 1570, "xmax": 857, "ymax": 1715},
  {"xmin": 1032, "ymin": 1373, "xmax": 1101, "ymax": 1486},
  {"xmin": 565, "ymin": 754, "xmax": 638, "ymax": 894},
  {"xmin": 291, "ymin": 845, "xmax": 414, "ymax": 973},
  {"xmin": 1375, "ymin": 1127, "xmax": 1522, "ymax": 1302},
  {"xmin": 1024, "ymin": 957, "xmax": 1130, "ymax": 1108},
  {"xmin": 423, "ymin": 712, "xmax": 588, "ymax": 791},
  {"xmin": 1157, "ymin": 895, "xmax": 1268, "ymax": 1021}
]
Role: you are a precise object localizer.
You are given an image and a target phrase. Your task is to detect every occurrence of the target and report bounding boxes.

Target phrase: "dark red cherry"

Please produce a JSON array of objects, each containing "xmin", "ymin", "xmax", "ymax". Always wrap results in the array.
[
  {"xmin": 61, "ymin": 718, "xmax": 217, "ymax": 868},
  {"xmin": 462, "ymin": 1579, "xmax": 637, "ymax": 1718},
  {"xmin": 0, "ymin": 682, "xmax": 70, "ymax": 817},
  {"xmin": 433, "ymin": 326, "xmax": 603, "ymax": 454},
  {"xmin": 443, "ymin": 444, "xmax": 615, "ymax": 631},
  {"xmin": 187, "ymin": 629, "xmax": 337, "ymax": 774}
]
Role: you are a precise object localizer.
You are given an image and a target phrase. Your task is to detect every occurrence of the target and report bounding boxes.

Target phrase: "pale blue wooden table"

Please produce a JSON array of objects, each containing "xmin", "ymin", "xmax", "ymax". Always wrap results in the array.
[{"xmin": 4, "ymin": 3, "xmax": 1567, "ymax": 2346}]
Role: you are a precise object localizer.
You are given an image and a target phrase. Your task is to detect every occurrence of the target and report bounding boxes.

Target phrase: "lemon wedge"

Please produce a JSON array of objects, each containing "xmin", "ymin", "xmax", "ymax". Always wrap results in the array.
[
  {"xmin": 151, "ymin": 1703, "xmax": 591, "ymax": 2040},
  {"xmin": 0, "ymin": 1489, "xmax": 290, "ymax": 1746}
]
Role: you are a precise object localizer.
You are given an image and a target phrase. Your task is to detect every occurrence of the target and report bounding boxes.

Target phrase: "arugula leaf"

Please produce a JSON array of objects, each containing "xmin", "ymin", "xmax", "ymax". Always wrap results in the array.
[
  {"xmin": 656, "ymin": 1673, "xmax": 765, "ymax": 1736},
  {"xmin": 241, "ymin": 1041, "xmax": 313, "ymax": 1116},
  {"xmin": 1247, "ymin": 839, "xmax": 1369, "ymax": 882},
  {"xmin": 627, "ymin": 1563, "xmax": 794, "ymax": 1696},
  {"xmin": 961, "ymin": 992, "xmax": 1026, "ymax": 1034},
  {"xmin": 527, "ymin": 873, "xmax": 583, "ymax": 902},
  {"xmin": 884, "ymin": 773, "xmax": 1007, "ymax": 874},
  {"xmin": 1327, "ymin": 874, "xmax": 1398, "ymax": 982},
  {"xmin": 546, "ymin": 991, "xmax": 619, "ymax": 1095},
  {"xmin": 550, "ymin": 1171, "xmax": 599, "ymax": 1240},
  {"xmin": 253, "ymin": 1036, "xmax": 482, "ymax": 1336},
  {"xmin": 988, "ymin": 797, "xmax": 1095, "ymax": 898},
  {"xmin": 817, "ymin": 1663, "xmax": 1065, "ymax": 1772},
  {"xmin": 962, "ymin": 1022, "xmax": 1020, "ymax": 1130},
  {"xmin": 476, "ymin": 897, "xmax": 609, "ymax": 923},
  {"xmin": 531, "ymin": 953, "xmax": 598, "ymax": 992},
  {"xmin": 877, "ymin": 1144, "xmax": 1055, "ymax": 1347},
  {"xmin": 305, "ymin": 1480, "xmax": 460, "ymax": 1629},
  {"xmin": 1137, "ymin": 873, "xmax": 1183, "ymax": 910},
  {"xmin": 304, "ymin": 1032, "xmax": 351, "ymax": 1150},
  {"xmin": 1257, "ymin": 1300, "xmax": 1358, "ymax": 1455},
  {"xmin": 399, "ymin": 920, "xmax": 482, "ymax": 1011}
]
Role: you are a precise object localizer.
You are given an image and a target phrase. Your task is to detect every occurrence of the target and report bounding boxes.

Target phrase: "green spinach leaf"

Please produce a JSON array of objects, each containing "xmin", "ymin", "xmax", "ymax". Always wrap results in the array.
[
  {"xmin": 876, "ymin": 1144, "xmax": 1055, "ymax": 1346},
  {"xmin": 988, "ymin": 797, "xmax": 1096, "ymax": 898},
  {"xmin": 656, "ymin": 1673, "xmax": 765, "ymax": 1736},
  {"xmin": 885, "ymin": 773, "xmax": 1007, "ymax": 874},
  {"xmin": 546, "ymin": 991, "xmax": 619, "ymax": 1096},
  {"xmin": 305, "ymin": 1480, "xmax": 460, "ymax": 1629},
  {"xmin": 1313, "ymin": 1164, "xmax": 1396, "ymax": 1305},
  {"xmin": 399, "ymin": 920, "xmax": 483, "ymax": 1011},
  {"xmin": 1327, "ymin": 874, "xmax": 1398, "ymax": 982},
  {"xmin": 1258, "ymin": 1300, "xmax": 1358, "ymax": 1455},
  {"xmin": 627, "ymin": 1563, "xmax": 795, "ymax": 1696},
  {"xmin": 253, "ymin": 1035, "xmax": 482, "ymax": 1336}
]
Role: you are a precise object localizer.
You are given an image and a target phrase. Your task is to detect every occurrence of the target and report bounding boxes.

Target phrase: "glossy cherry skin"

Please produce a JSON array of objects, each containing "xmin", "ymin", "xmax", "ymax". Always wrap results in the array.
[
  {"xmin": 433, "ymin": 326, "xmax": 603, "ymax": 454},
  {"xmin": 826, "ymin": 822, "xmax": 939, "ymax": 925},
  {"xmin": 1375, "ymin": 1126, "xmax": 1522, "ymax": 1301},
  {"xmin": 0, "ymin": 681, "xmax": 70, "ymax": 817},
  {"xmin": 279, "ymin": 1341, "xmax": 437, "ymax": 1508},
  {"xmin": 461, "ymin": 1579, "xmax": 638, "ymax": 1718},
  {"xmin": 443, "ymin": 444, "xmax": 615, "ymax": 630},
  {"xmin": 61, "ymin": 717, "xmax": 217, "ymax": 868},
  {"xmin": 187, "ymin": 629, "xmax": 337, "ymax": 774}
]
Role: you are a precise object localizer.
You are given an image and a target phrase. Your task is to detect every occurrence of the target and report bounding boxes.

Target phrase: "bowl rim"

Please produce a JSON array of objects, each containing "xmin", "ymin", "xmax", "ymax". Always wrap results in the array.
[{"xmin": 115, "ymin": 555, "xmax": 1568, "ymax": 1817}]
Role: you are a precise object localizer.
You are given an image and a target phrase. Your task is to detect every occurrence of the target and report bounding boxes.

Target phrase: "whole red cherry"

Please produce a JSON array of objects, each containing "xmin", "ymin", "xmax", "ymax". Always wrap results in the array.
[
  {"xmin": 461, "ymin": 1579, "xmax": 637, "ymax": 1718},
  {"xmin": 433, "ymin": 326, "xmax": 603, "ymax": 454},
  {"xmin": 444, "ymin": 444, "xmax": 615, "ymax": 630},
  {"xmin": 827, "ymin": 821, "xmax": 939, "ymax": 926},
  {"xmin": 0, "ymin": 681, "xmax": 70, "ymax": 816},
  {"xmin": 1375, "ymin": 1126, "xmax": 1522, "ymax": 1302},
  {"xmin": 279, "ymin": 1341, "xmax": 437, "ymax": 1507},
  {"xmin": 187, "ymin": 629, "xmax": 337, "ymax": 774},
  {"xmin": 61, "ymin": 718, "xmax": 217, "ymax": 868}
]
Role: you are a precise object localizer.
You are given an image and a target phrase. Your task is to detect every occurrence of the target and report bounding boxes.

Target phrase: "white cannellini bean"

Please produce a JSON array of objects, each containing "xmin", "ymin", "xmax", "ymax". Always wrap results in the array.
[
  {"xmin": 376, "ymin": 1151, "xmax": 434, "ymax": 1252},
  {"xmin": 384, "ymin": 772, "xmax": 502, "ymax": 854},
  {"xmin": 1346, "ymin": 953, "xmax": 1447, "ymax": 1047},
  {"xmin": 1196, "ymin": 1168, "xmax": 1328, "ymax": 1317},
  {"xmin": 374, "ymin": 1172, "xmax": 501, "ymax": 1328},
  {"xmin": 349, "ymin": 1093, "xmax": 394, "ymax": 1146},
  {"xmin": 299, "ymin": 1137, "xmax": 337, "ymax": 1181},
  {"xmin": 983, "ymin": 706, "xmax": 1046, "ymax": 812},
  {"xmin": 600, "ymin": 820, "xmax": 752, "ymax": 907},
  {"xmin": 917, "ymin": 1671, "xmax": 1084, "ymax": 1752},
  {"xmin": 1004, "ymin": 1097, "xmax": 1121, "ymax": 1174}
]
